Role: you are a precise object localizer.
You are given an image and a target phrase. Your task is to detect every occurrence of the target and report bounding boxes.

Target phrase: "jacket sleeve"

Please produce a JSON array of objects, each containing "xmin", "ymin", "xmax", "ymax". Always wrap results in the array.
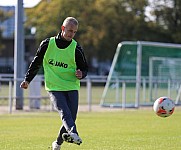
[
  {"xmin": 75, "ymin": 43, "xmax": 88, "ymax": 79},
  {"xmin": 24, "ymin": 38, "xmax": 49, "ymax": 83}
]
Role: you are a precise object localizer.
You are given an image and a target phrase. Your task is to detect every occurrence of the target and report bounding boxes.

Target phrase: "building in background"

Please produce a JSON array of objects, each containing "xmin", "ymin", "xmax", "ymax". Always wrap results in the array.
[
  {"xmin": 0, "ymin": 6, "xmax": 15, "ymax": 38},
  {"xmin": 0, "ymin": 6, "xmax": 36, "ymax": 74}
]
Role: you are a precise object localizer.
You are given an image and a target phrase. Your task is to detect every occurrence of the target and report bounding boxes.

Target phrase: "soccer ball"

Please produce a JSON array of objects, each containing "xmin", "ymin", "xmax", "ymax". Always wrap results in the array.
[{"xmin": 153, "ymin": 97, "xmax": 175, "ymax": 117}]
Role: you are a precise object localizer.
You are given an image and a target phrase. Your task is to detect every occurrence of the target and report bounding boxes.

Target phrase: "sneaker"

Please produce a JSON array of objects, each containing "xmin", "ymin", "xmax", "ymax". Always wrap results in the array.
[
  {"xmin": 52, "ymin": 141, "xmax": 61, "ymax": 150},
  {"xmin": 62, "ymin": 132, "xmax": 82, "ymax": 145}
]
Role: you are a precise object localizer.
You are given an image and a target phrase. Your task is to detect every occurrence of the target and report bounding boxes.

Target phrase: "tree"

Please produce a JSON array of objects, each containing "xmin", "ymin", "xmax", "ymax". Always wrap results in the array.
[
  {"xmin": 149, "ymin": 0, "xmax": 181, "ymax": 43},
  {"xmin": 25, "ymin": 0, "xmax": 180, "ymax": 63},
  {"xmin": 25, "ymin": 0, "xmax": 61, "ymax": 43}
]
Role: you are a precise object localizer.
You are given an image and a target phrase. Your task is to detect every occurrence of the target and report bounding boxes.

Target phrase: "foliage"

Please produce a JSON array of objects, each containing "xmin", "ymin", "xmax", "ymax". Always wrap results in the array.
[
  {"xmin": 24, "ymin": 0, "xmax": 181, "ymax": 62},
  {"xmin": 149, "ymin": 0, "xmax": 181, "ymax": 43},
  {"xmin": 25, "ymin": 0, "xmax": 61, "ymax": 44}
]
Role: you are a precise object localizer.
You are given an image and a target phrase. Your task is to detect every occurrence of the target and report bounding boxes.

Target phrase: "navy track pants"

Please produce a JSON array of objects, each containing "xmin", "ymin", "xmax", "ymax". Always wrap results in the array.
[{"xmin": 48, "ymin": 90, "xmax": 79, "ymax": 144}]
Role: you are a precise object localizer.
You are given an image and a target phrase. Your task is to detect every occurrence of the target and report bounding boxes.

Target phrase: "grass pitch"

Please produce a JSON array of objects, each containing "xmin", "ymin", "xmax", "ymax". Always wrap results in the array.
[{"xmin": 0, "ymin": 108, "xmax": 181, "ymax": 150}]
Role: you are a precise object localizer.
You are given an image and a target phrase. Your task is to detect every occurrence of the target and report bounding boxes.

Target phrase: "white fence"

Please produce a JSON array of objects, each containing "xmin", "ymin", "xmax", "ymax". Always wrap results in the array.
[
  {"xmin": 0, "ymin": 74, "xmax": 108, "ymax": 113},
  {"xmin": 0, "ymin": 74, "xmax": 181, "ymax": 114}
]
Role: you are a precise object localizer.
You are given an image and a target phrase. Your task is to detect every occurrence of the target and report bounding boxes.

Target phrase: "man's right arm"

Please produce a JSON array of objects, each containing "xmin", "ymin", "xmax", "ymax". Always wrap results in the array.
[{"xmin": 24, "ymin": 38, "xmax": 50, "ymax": 84}]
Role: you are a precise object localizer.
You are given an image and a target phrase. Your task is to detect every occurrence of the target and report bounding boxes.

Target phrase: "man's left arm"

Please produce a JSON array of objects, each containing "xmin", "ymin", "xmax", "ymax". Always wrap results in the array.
[{"xmin": 75, "ymin": 44, "xmax": 88, "ymax": 79}]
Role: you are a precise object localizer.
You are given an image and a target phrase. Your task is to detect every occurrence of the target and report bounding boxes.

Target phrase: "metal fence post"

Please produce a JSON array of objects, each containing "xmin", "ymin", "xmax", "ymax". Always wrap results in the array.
[
  {"xmin": 122, "ymin": 82, "xmax": 126, "ymax": 109},
  {"xmin": 135, "ymin": 41, "xmax": 142, "ymax": 108},
  {"xmin": 168, "ymin": 79, "xmax": 171, "ymax": 98},
  {"xmin": 142, "ymin": 78, "xmax": 146, "ymax": 102},
  {"xmin": 87, "ymin": 77, "xmax": 92, "ymax": 112},
  {"xmin": 9, "ymin": 80, "xmax": 13, "ymax": 114},
  {"xmin": 116, "ymin": 77, "xmax": 120, "ymax": 103}
]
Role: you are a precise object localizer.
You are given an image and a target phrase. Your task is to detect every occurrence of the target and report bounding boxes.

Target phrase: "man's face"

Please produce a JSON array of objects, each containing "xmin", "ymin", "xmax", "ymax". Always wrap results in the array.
[{"xmin": 61, "ymin": 23, "xmax": 78, "ymax": 41}]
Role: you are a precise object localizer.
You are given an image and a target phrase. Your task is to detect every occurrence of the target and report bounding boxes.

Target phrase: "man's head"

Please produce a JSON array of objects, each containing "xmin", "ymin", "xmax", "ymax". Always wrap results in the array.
[{"xmin": 61, "ymin": 17, "xmax": 78, "ymax": 41}]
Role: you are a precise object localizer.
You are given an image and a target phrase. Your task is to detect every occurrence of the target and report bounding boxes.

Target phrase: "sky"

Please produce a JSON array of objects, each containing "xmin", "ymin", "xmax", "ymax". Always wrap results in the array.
[{"xmin": 0, "ymin": 0, "xmax": 41, "ymax": 8}]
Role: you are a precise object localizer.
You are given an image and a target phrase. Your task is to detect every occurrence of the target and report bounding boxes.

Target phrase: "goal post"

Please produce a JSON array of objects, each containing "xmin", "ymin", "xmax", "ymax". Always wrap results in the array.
[{"xmin": 100, "ymin": 41, "xmax": 181, "ymax": 108}]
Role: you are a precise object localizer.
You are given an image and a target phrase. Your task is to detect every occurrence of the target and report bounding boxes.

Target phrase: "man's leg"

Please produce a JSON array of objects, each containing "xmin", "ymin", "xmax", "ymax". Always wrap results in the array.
[
  {"xmin": 56, "ymin": 125, "xmax": 66, "ymax": 145},
  {"xmin": 66, "ymin": 90, "xmax": 79, "ymax": 132},
  {"xmin": 49, "ymin": 91, "xmax": 76, "ymax": 131},
  {"xmin": 48, "ymin": 91, "xmax": 81, "ymax": 145},
  {"xmin": 61, "ymin": 90, "xmax": 82, "ymax": 145}
]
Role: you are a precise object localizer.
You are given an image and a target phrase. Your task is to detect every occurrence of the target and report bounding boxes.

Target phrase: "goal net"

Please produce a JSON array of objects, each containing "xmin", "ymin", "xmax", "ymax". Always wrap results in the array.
[
  {"xmin": 100, "ymin": 41, "xmax": 181, "ymax": 108},
  {"xmin": 149, "ymin": 57, "xmax": 181, "ymax": 102}
]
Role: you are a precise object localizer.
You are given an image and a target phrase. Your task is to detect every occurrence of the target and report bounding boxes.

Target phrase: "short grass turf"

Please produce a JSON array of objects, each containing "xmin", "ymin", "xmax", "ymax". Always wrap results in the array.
[{"xmin": 0, "ymin": 108, "xmax": 181, "ymax": 150}]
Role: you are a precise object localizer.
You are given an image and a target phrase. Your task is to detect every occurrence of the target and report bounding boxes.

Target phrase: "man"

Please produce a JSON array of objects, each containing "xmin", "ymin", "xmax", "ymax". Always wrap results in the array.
[{"xmin": 20, "ymin": 17, "xmax": 88, "ymax": 150}]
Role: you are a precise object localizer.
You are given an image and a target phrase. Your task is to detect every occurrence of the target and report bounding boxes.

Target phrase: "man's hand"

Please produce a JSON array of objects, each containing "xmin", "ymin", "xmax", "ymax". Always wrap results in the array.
[
  {"xmin": 20, "ymin": 81, "xmax": 29, "ymax": 89},
  {"xmin": 75, "ymin": 69, "xmax": 82, "ymax": 79}
]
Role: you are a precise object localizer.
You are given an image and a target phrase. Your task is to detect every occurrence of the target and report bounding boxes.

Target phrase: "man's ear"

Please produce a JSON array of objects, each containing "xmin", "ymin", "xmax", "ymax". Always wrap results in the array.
[{"xmin": 61, "ymin": 25, "xmax": 65, "ymax": 31}]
